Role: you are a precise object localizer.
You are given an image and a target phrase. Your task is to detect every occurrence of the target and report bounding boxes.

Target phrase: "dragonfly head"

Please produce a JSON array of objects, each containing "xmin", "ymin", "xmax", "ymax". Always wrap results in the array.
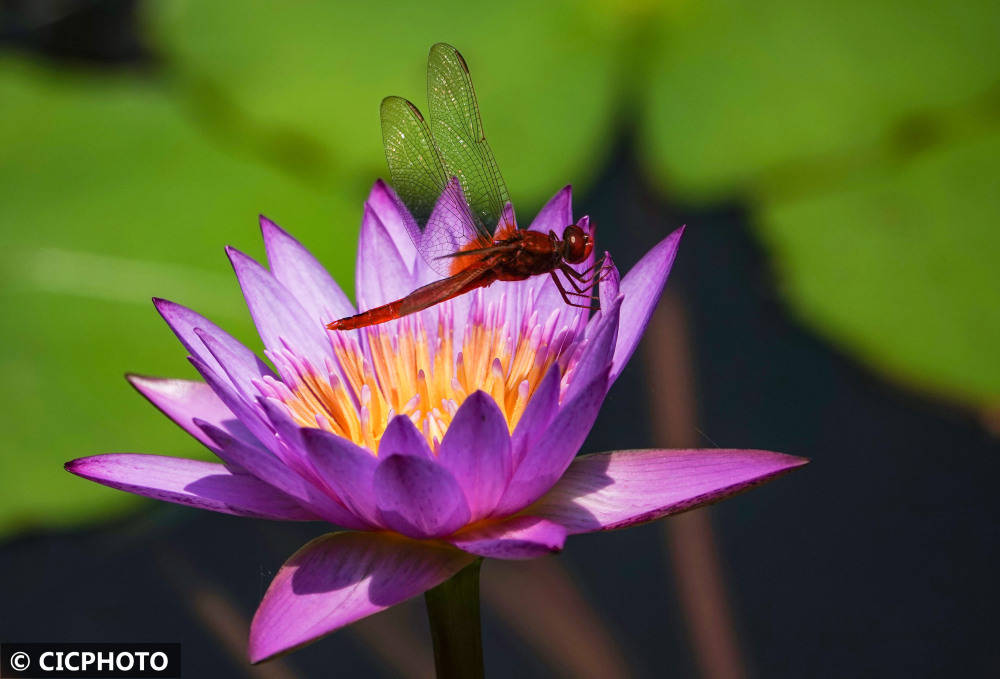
[{"xmin": 562, "ymin": 224, "xmax": 593, "ymax": 264}]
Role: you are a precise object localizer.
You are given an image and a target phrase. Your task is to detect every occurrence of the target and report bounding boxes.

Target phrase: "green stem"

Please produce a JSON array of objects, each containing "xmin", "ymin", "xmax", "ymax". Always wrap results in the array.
[{"xmin": 424, "ymin": 559, "xmax": 484, "ymax": 679}]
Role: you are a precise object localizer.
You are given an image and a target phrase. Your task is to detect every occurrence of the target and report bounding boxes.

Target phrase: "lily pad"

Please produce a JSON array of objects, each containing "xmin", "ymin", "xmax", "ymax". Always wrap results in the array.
[
  {"xmin": 0, "ymin": 57, "xmax": 361, "ymax": 534},
  {"xmin": 639, "ymin": 0, "xmax": 1000, "ymax": 404},
  {"xmin": 758, "ymin": 131, "xmax": 1000, "ymax": 405},
  {"xmin": 147, "ymin": 0, "xmax": 622, "ymax": 207}
]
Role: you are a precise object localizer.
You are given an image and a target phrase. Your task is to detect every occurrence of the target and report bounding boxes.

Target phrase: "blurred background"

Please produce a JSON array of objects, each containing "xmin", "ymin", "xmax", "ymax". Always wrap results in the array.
[{"xmin": 1, "ymin": 0, "xmax": 998, "ymax": 676}]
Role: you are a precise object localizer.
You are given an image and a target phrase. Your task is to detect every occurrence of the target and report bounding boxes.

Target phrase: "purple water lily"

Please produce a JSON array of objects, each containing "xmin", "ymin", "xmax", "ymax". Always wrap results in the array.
[{"xmin": 66, "ymin": 182, "xmax": 807, "ymax": 662}]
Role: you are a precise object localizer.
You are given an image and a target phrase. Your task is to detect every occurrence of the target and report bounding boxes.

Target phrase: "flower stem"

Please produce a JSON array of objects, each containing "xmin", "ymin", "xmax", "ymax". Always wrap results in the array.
[{"xmin": 424, "ymin": 559, "xmax": 484, "ymax": 679}]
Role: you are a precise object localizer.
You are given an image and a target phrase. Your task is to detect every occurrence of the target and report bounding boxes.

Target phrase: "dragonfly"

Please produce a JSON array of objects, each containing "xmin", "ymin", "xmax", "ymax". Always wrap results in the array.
[{"xmin": 328, "ymin": 43, "xmax": 608, "ymax": 331}]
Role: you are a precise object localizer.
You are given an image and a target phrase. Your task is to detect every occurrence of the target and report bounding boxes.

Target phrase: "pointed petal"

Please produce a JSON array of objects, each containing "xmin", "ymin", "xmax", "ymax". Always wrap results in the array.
[
  {"xmin": 612, "ymin": 227, "xmax": 684, "ymax": 384},
  {"xmin": 197, "ymin": 422, "xmax": 362, "ymax": 527},
  {"xmin": 261, "ymin": 215, "xmax": 354, "ymax": 324},
  {"xmin": 598, "ymin": 253, "xmax": 620, "ymax": 312},
  {"xmin": 449, "ymin": 516, "xmax": 566, "ymax": 560},
  {"xmin": 528, "ymin": 185, "xmax": 572, "ymax": 235},
  {"xmin": 355, "ymin": 203, "xmax": 412, "ymax": 311},
  {"xmin": 532, "ymin": 448, "xmax": 809, "ymax": 534},
  {"xmin": 564, "ymin": 296, "xmax": 621, "ymax": 403},
  {"xmin": 421, "ymin": 177, "xmax": 471, "ymax": 267},
  {"xmin": 510, "ymin": 363, "xmax": 561, "ymax": 466},
  {"xmin": 153, "ymin": 298, "xmax": 273, "ymax": 395},
  {"xmin": 496, "ymin": 367, "xmax": 610, "ymax": 516},
  {"xmin": 193, "ymin": 328, "xmax": 270, "ymax": 402},
  {"xmin": 368, "ymin": 179, "xmax": 418, "ymax": 271},
  {"xmin": 189, "ymin": 357, "xmax": 278, "ymax": 459},
  {"xmin": 127, "ymin": 375, "xmax": 255, "ymax": 453},
  {"xmin": 437, "ymin": 391, "xmax": 512, "ymax": 519},
  {"xmin": 65, "ymin": 454, "xmax": 318, "ymax": 520},
  {"xmin": 301, "ymin": 428, "xmax": 380, "ymax": 526},
  {"xmin": 249, "ymin": 532, "xmax": 473, "ymax": 663},
  {"xmin": 227, "ymin": 247, "xmax": 333, "ymax": 373},
  {"xmin": 373, "ymin": 454, "xmax": 470, "ymax": 539},
  {"xmin": 378, "ymin": 414, "xmax": 434, "ymax": 460}
]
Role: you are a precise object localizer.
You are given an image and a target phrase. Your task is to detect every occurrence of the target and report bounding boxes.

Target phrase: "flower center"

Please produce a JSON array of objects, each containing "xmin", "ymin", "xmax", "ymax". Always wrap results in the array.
[{"xmin": 259, "ymin": 290, "xmax": 581, "ymax": 454}]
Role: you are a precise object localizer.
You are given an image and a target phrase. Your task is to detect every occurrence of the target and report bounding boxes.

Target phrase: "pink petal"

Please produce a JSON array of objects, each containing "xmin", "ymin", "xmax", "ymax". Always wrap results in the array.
[
  {"xmin": 612, "ymin": 227, "xmax": 684, "ymax": 384},
  {"xmin": 378, "ymin": 414, "xmax": 434, "ymax": 460},
  {"xmin": 227, "ymin": 247, "xmax": 333, "ymax": 375},
  {"xmin": 355, "ymin": 203, "xmax": 413, "ymax": 311},
  {"xmin": 249, "ymin": 532, "xmax": 474, "ymax": 663},
  {"xmin": 527, "ymin": 185, "xmax": 572, "ymax": 235},
  {"xmin": 367, "ymin": 180, "xmax": 418, "ymax": 272},
  {"xmin": 197, "ymin": 422, "xmax": 362, "ymax": 528},
  {"xmin": 300, "ymin": 428, "xmax": 380, "ymax": 527},
  {"xmin": 260, "ymin": 215, "xmax": 354, "ymax": 324},
  {"xmin": 495, "ymin": 367, "xmax": 611, "ymax": 516},
  {"xmin": 189, "ymin": 357, "xmax": 279, "ymax": 461},
  {"xmin": 449, "ymin": 516, "xmax": 567, "ymax": 560},
  {"xmin": 437, "ymin": 391, "xmax": 512, "ymax": 520},
  {"xmin": 373, "ymin": 454, "xmax": 470, "ymax": 539},
  {"xmin": 152, "ymin": 298, "xmax": 274, "ymax": 396},
  {"xmin": 563, "ymin": 296, "xmax": 620, "ymax": 402},
  {"xmin": 532, "ymin": 448, "xmax": 809, "ymax": 534},
  {"xmin": 510, "ymin": 363, "xmax": 561, "ymax": 467},
  {"xmin": 126, "ymin": 375, "xmax": 255, "ymax": 453},
  {"xmin": 65, "ymin": 454, "xmax": 318, "ymax": 521}
]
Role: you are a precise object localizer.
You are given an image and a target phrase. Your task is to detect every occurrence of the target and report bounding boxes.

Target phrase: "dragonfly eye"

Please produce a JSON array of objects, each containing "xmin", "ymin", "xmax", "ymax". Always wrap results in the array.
[{"xmin": 562, "ymin": 225, "xmax": 592, "ymax": 264}]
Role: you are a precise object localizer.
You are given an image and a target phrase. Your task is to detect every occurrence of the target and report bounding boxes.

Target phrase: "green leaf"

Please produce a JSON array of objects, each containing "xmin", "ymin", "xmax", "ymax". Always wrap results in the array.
[
  {"xmin": 641, "ymin": 0, "xmax": 1000, "ymax": 199},
  {"xmin": 147, "ymin": 0, "xmax": 624, "ymax": 208},
  {"xmin": 0, "ymin": 57, "xmax": 360, "ymax": 535},
  {"xmin": 758, "ymin": 131, "xmax": 1000, "ymax": 405},
  {"xmin": 639, "ymin": 0, "xmax": 1000, "ymax": 405}
]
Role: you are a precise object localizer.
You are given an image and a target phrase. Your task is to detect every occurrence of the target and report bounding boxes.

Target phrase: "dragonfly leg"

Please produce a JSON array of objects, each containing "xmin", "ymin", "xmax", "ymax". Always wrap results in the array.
[
  {"xmin": 558, "ymin": 263, "xmax": 605, "ymax": 298},
  {"xmin": 550, "ymin": 271, "xmax": 600, "ymax": 310}
]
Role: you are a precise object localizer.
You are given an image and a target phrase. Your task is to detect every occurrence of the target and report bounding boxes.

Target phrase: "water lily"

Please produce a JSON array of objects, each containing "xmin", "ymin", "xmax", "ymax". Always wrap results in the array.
[{"xmin": 66, "ymin": 182, "xmax": 807, "ymax": 663}]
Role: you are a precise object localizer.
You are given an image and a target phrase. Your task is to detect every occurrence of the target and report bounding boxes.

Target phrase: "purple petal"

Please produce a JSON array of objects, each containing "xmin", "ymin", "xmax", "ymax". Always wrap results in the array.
[
  {"xmin": 301, "ymin": 428, "xmax": 380, "ymax": 526},
  {"xmin": 367, "ymin": 180, "xmax": 418, "ymax": 272},
  {"xmin": 532, "ymin": 448, "xmax": 809, "ymax": 534},
  {"xmin": 197, "ymin": 421, "xmax": 363, "ymax": 528},
  {"xmin": 249, "ymin": 532, "xmax": 473, "ymax": 663},
  {"xmin": 495, "ymin": 367, "xmax": 610, "ymax": 516},
  {"xmin": 527, "ymin": 185, "xmax": 572, "ymax": 235},
  {"xmin": 193, "ymin": 328, "xmax": 270, "ymax": 402},
  {"xmin": 510, "ymin": 363, "xmax": 561, "ymax": 467},
  {"xmin": 65, "ymin": 454, "xmax": 318, "ymax": 521},
  {"xmin": 153, "ymin": 298, "xmax": 273, "ymax": 395},
  {"xmin": 420, "ymin": 178, "xmax": 474, "ymax": 274},
  {"xmin": 189, "ymin": 357, "xmax": 278, "ymax": 460},
  {"xmin": 612, "ymin": 227, "xmax": 684, "ymax": 384},
  {"xmin": 378, "ymin": 414, "xmax": 433, "ymax": 460},
  {"xmin": 373, "ymin": 454, "xmax": 471, "ymax": 539},
  {"xmin": 449, "ymin": 516, "xmax": 567, "ymax": 560},
  {"xmin": 563, "ymin": 296, "xmax": 621, "ymax": 403},
  {"xmin": 437, "ymin": 391, "xmax": 512, "ymax": 519},
  {"xmin": 127, "ymin": 375, "xmax": 255, "ymax": 453},
  {"xmin": 260, "ymin": 215, "xmax": 354, "ymax": 324},
  {"xmin": 598, "ymin": 253, "xmax": 620, "ymax": 312},
  {"xmin": 355, "ymin": 203, "xmax": 412, "ymax": 311},
  {"xmin": 227, "ymin": 247, "xmax": 333, "ymax": 373}
]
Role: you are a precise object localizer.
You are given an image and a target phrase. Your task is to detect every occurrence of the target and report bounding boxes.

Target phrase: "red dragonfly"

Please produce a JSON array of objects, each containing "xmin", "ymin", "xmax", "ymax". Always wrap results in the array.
[{"xmin": 328, "ymin": 43, "xmax": 607, "ymax": 331}]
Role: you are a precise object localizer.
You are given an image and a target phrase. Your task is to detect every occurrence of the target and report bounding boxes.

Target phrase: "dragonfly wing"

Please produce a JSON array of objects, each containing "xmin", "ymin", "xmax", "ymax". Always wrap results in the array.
[
  {"xmin": 381, "ymin": 95, "xmax": 488, "ymax": 276},
  {"xmin": 427, "ymin": 43, "xmax": 512, "ymax": 238}
]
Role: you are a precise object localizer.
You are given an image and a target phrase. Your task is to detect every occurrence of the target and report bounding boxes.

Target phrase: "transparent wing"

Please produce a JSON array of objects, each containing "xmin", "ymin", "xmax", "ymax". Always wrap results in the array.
[
  {"xmin": 381, "ymin": 95, "xmax": 447, "ymax": 227},
  {"xmin": 380, "ymin": 96, "xmax": 489, "ymax": 275},
  {"xmin": 427, "ymin": 42, "xmax": 512, "ymax": 237}
]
